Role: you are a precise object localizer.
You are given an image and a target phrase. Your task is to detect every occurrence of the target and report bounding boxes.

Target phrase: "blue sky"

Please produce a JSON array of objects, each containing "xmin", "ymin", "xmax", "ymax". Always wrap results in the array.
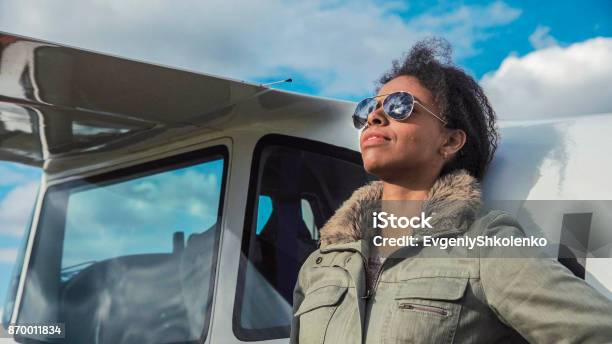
[
  {"xmin": 448, "ymin": 0, "xmax": 611, "ymax": 78},
  {"xmin": 1, "ymin": 0, "xmax": 611, "ymax": 116},
  {"xmin": 256, "ymin": 0, "xmax": 612, "ymax": 101},
  {"xmin": 1, "ymin": 0, "xmax": 611, "ymax": 317}
]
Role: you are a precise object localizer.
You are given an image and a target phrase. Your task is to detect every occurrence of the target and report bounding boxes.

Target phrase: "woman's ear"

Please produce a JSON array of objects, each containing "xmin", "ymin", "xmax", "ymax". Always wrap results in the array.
[{"xmin": 440, "ymin": 128, "xmax": 466, "ymax": 159}]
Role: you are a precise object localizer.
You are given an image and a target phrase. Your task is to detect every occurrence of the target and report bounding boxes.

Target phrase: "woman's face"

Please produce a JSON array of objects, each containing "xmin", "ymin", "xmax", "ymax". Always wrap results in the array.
[{"xmin": 359, "ymin": 75, "xmax": 448, "ymax": 181}]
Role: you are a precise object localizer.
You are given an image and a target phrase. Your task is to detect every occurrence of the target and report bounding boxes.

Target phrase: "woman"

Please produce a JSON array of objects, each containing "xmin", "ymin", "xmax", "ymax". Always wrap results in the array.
[{"xmin": 290, "ymin": 38, "xmax": 612, "ymax": 343}]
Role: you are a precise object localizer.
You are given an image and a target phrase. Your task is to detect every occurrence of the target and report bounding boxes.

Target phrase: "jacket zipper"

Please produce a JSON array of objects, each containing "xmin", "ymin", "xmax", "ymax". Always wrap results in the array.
[
  {"xmin": 360, "ymin": 254, "xmax": 371, "ymax": 299},
  {"xmin": 362, "ymin": 257, "xmax": 386, "ymax": 299},
  {"xmin": 398, "ymin": 303, "xmax": 448, "ymax": 316}
]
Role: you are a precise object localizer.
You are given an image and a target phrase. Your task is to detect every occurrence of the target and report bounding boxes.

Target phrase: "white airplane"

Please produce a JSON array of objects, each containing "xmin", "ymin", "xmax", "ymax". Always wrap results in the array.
[{"xmin": 0, "ymin": 32, "xmax": 610, "ymax": 344}]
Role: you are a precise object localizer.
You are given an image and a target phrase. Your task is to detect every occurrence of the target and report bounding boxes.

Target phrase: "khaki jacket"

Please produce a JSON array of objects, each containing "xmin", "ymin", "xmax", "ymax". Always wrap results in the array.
[{"xmin": 290, "ymin": 169, "xmax": 612, "ymax": 344}]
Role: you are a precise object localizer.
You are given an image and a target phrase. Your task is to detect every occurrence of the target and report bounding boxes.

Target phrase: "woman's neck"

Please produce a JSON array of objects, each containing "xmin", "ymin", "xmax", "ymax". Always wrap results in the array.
[{"xmin": 381, "ymin": 176, "xmax": 435, "ymax": 201}]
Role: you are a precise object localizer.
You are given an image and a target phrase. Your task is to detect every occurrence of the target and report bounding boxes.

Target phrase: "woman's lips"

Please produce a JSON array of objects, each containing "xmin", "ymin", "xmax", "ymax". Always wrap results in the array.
[{"xmin": 361, "ymin": 135, "xmax": 391, "ymax": 148}]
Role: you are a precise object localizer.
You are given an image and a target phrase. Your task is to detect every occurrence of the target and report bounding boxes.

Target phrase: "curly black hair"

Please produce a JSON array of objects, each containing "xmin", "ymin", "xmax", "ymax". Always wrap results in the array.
[{"xmin": 376, "ymin": 37, "xmax": 499, "ymax": 181}]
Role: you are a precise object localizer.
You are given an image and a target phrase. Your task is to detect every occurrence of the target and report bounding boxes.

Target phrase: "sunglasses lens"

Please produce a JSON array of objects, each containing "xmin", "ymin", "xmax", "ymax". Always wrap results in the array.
[
  {"xmin": 352, "ymin": 98, "xmax": 377, "ymax": 129},
  {"xmin": 383, "ymin": 92, "xmax": 414, "ymax": 120}
]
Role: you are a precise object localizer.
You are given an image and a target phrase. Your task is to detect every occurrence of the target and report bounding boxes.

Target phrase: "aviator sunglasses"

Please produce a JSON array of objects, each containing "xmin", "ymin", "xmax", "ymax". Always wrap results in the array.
[{"xmin": 352, "ymin": 91, "xmax": 447, "ymax": 129}]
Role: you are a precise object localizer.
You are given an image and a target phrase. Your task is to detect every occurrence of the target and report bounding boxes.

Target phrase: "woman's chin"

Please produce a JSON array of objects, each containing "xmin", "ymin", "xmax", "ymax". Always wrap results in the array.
[{"xmin": 363, "ymin": 159, "xmax": 389, "ymax": 176}]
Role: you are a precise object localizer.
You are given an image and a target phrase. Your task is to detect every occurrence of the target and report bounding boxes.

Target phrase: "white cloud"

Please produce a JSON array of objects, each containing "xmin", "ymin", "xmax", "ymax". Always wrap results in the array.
[
  {"xmin": 0, "ymin": 248, "xmax": 18, "ymax": 263},
  {"xmin": 481, "ymin": 37, "xmax": 612, "ymax": 119},
  {"xmin": 0, "ymin": 0, "xmax": 521, "ymax": 97},
  {"xmin": 409, "ymin": 1, "xmax": 521, "ymax": 57},
  {"xmin": 0, "ymin": 181, "xmax": 38, "ymax": 237},
  {"xmin": 529, "ymin": 25, "xmax": 559, "ymax": 50}
]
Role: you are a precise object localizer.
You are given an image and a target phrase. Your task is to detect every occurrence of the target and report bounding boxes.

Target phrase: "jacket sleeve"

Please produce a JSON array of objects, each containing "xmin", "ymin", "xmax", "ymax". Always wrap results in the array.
[{"xmin": 479, "ymin": 211, "xmax": 612, "ymax": 344}]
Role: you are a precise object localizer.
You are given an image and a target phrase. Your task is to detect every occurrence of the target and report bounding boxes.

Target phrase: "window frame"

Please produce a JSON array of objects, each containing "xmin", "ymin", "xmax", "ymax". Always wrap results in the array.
[
  {"xmin": 2, "ymin": 183, "xmax": 39, "ymax": 328},
  {"xmin": 17, "ymin": 144, "xmax": 229, "ymax": 344},
  {"xmin": 232, "ymin": 134, "xmax": 364, "ymax": 341}
]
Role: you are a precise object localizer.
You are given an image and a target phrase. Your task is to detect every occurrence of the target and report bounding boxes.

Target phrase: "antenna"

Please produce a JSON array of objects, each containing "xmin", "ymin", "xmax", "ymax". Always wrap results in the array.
[{"xmin": 261, "ymin": 78, "xmax": 292, "ymax": 87}]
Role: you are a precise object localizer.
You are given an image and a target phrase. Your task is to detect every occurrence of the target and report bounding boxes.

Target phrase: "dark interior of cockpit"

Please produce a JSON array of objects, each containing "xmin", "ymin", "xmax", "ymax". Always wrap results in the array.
[{"xmin": 233, "ymin": 141, "xmax": 374, "ymax": 340}]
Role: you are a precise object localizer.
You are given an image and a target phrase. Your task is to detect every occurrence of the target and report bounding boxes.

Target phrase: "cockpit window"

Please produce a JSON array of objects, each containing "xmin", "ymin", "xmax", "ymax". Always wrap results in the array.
[
  {"xmin": 16, "ymin": 146, "xmax": 227, "ymax": 344},
  {"xmin": 233, "ymin": 135, "xmax": 375, "ymax": 341}
]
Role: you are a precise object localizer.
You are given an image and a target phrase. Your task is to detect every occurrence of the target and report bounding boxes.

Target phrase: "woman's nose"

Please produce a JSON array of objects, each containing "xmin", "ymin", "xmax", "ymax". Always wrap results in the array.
[{"xmin": 367, "ymin": 101, "xmax": 388, "ymax": 126}]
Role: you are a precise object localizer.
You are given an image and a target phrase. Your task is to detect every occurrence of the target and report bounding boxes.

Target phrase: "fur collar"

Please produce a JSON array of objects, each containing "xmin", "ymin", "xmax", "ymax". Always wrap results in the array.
[{"xmin": 319, "ymin": 169, "xmax": 482, "ymax": 246}]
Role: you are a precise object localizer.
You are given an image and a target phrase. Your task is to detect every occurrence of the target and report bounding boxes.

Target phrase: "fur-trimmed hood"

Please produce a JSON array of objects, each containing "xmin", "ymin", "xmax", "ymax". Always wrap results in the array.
[{"xmin": 319, "ymin": 169, "xmax": 482, "ymax": 246}]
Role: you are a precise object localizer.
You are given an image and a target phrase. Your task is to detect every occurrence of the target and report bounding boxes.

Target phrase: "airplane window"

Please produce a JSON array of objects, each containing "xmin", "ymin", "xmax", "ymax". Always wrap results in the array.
[
  {"xmin": 15, "ymin": 146, "xmax": 227, "ymax": 344},
  {"xmin": 233, "ymin": 136, "xmax": 375, "ymax": 341}
]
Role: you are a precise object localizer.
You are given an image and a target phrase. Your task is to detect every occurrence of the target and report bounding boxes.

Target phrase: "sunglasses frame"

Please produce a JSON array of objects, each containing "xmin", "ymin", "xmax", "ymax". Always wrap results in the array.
[{"xmin": 353, "ymin": 91, "xmax": 447, "ymax": 129}]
